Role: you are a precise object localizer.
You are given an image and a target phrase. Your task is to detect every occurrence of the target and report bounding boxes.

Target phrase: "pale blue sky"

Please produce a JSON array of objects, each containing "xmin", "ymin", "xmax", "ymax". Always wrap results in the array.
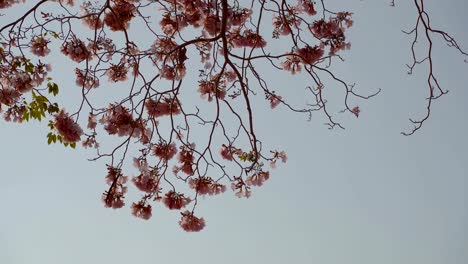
[{"xmin": 1, "ymin": 1, "xmax": 467, "ymax": 264}]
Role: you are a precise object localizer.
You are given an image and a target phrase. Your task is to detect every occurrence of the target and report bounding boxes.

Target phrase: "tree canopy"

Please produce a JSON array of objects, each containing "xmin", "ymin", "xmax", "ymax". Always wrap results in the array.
[{"xmin": 0, "ymin": 0, "xmax": 465, "ymax": 231}]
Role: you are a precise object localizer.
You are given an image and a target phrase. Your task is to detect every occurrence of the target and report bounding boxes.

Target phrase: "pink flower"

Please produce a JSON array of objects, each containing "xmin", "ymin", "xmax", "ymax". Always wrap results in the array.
[
  {"xmin": 188, "ymin": 177, "xmax": 226, "ymax": 196},
  {"xmin": 281, "ymin": 56, "xmax": 302, "ymax": 74},
  {"xmin": 179, "ymin": 211, "xmax": 205, "ymax": 232},
  {"xmin": 54, "ymin": 110, "xmax": 83, "ymax": 143},
  {"xmin": 75, "ymin": 68, "xmax": 100, "ymax": 89},
  {"xmin": 230, "ymin": 29, "xmax": 267, "ymax": 48},
  {"xmin": 175, "ymin": 147, "xmax": 194, "ymax": 175},
  {"xmin": 153, "ymin": 142, "xmax": 177, "ymax": 161},
  {"xmin": 220, "ymin": 144, "xmax": 234, "ymax": 161},
  {"xmin": 106, "ymin": 63, "xmax": 128, "ymax": 82},
  {"xmin": 297, "ymin": 0, "xmax": 317, "ymax": 16},
  {"xmin": 351, "ymin": 106, "xmax": 360, "ymax": 117},
  {"xmin": 87, "ymin": 113, "xmax": 97, "ymax": 129},
  {"xmin": 0, "ymin": 88, "xmax": 21, "ymax": 106},
  {"xmin": 102, "ymin": 167, "xmax": 128, "ymax": 209},
  {"xmin": 162, "ymin": 190, "xmax": 191, "ymax": 210},
  {"xmin": 11, "ymin": 72, "xmax": 33, "ymax": 93},
  {"xmin": 278, "ymin": 151, "xmax": 288, "ymax": 162},
  {"xmin": 145, "ymin": 97, "xmax": 181, "ymax": 117},
  {"xmin": 102, "ymin": 191, "xmax": 125, "ymax": 209},
  {"xmin": 203, "ymin": 15, "xmax": 222, "ymax": 36},
  {"xmin": 132, "ymin": 174, "xmax": 159, "ymax": 193},
  {"xmin": 61, "ymin": 36, "xmax": 91, "ymax": 63},
  {"xmin": 30, "ymin": 36, "xmax": 50, "ymax": 57},
  {"xmin": 231, "ymin": 177, "xmax": 251, "ymax": 198},
  {"xmin": 297, "ymin": 45, "xmax": 324, "ymax": 65},
  {"xmin": 131, "ymin": 202, "xmax": 152, "ymax": 220},
  {"xmin": 268, "ymin": 94, "xmax": 282, "ymax": 109},
  {"xmin": 104, "ymin": 1, "xmax": 135, "ymax": 31},
  {"xmin": 246, "ymin": 171, "xmax": 270, "ymax": 187},
  {"xmin": 198, "ymin": 80, "xmax": 226, "ymax": 101},
  {"xmin": 100, "ymin": 104, "xmax": 144, "ymax": 138}
]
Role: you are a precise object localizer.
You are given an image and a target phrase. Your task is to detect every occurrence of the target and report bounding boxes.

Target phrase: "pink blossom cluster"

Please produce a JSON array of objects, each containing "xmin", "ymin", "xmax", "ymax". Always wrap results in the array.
[
  {"xmin": 75, "ymin": 68, "xmax": 100, "ymax": 89},
  {"xmin": 102, "ymin": 167, "xmax": 128, "ymax": 209},
  {"xmin": 104, "ymin": 0, "xmax": 136, "ymax": 31},
  {"xmin": 270, "ymin": 150, "xmax": 288, "ymax": 169},
  {"xmin": 30, "ymin": 36, "xmax": 51, "ymax": 57},
  {"xmin": 174, "ymin": 147, "xmax": 194, "ymax": 176},
  {"xmin": 0, "ymin": 88, "xmax": 21, "ymax": 106},
  {"xmin": 3, "ymin": 105, "xmax": 25, "ymax": 123},
  {"xmin": 100, "ymin": 105, "xmax": 145, "ymax": 139},
  {"xmin": 310, "ymin": 12, "xmax": 353, "ymax": 55},
  {"xmin": 106, "ymin": 63, "xmax": 128, "ymax": 82},
  {"xmin": 162, "ymin": 190, "xmax": 191, "ymax": 210},
  {"xmin": 231, "ymin": 177, "xmax": 251, "ymax": 198},
  {"xmin": 351, "ymin": 106, "xmax": 360, "ymax": 117},
  {"xmin": 267, "ymin": 94, "xmax": 282, "ymax": 109},
  {"xmin": 61, "ymin": 36, "xmax": 91, "ymax": 63},
  {"xmin": 227, "ymin": 7, "xmax": 253, "ymax": 27},
  {"xmin": 188, "ymin": 176, "xmax": 227, "ymax": 196},
  {"xmin": 198, "ymin": 79, "xmax": 226, "ymax": 102},
  {"xmin": 230, "ymin": 29, "xmax": 267, "ymax": 49},
  {"xmin": 0, "ymin": 0, "xmax": 24, "ymax": 9},
  {"xmin": 160, "ymin": 13, "xmax": 181, "ymax": 35},
  {"xmin": 296, "ymin": 0, "xmax": 317, "ymax": 16},
  {"xmin": 145, "ymin": 97, "xmax": 181, "ymax": 118},
  {"xmin": 153, "ymin": 142, "xmax": 177, "ymax": 161},
  {"xmin": 10, "ymin": 72, "xmax": 33, "ymax": 93},
  {"xmin": 151, "ymin": 38, "xmax": 178, "ymax": 63},
  {"xmin": 80, "ymin": 2, "xmax": 103, "ymax": 29},
  {"xmin": 281, "ymin": 56, "xmax": 302, "ymax": 74},
  {"xmin": 297, "ymin": 45, "xmax": 324, "ymax": 65},
  {"xmin": 131, "ymin": 158, "xmax": 160, "ymax": 193},
  {"xmin": 179, "ymin": 211, "xmax": 205, "ymax": 232},
  {"xmin": 131, "ymin": 202, "xmax": 152, "ymax": 220},
  {"xmin": 245, "ymin": 171, "xmax": 270, "ymax": 187},
  {"xmin": 220, "ymin": 144, "xmax": 242, "ymax": 161},
  {"xmin": 54, "ymin": 110, "xmax": 83, "ymax": 143}
]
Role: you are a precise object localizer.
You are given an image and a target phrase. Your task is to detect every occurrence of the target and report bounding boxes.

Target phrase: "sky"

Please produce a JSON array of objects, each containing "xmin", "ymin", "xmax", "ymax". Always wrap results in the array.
[{"xmin": 1, "ymin": 1, "xmax": 467, "ymax": 264}]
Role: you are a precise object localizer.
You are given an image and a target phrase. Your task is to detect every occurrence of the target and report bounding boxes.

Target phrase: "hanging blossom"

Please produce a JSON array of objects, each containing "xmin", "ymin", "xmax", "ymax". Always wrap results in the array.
[
  {"xmin": 231, "ymin": 177, "xmax": 251, "ymax": 198},
  {"xmin": 267, "ymin": 94, "xmax": 282, "ymax": 109},
  {"xmin": 162, "ymin": 190, "xmax": 191, "ymax": 210},
  {"xmin": 198, "ymin": 79, "xmax": 226, "ymax": 102},
  {"xmin": 131, "ymin": 202, "xmax": 152, "ymax": 220},
  {"xmin": 173, "ymin": 147, "xmax": 194, "ymax": 176},
  {"xmin": 179, "ymin": 211, "xmax": 205, "ymax": 232},
  {"xmin": 100, "ymin": 104, "xmax": 145, "ymax": 138},
  {"xmin": 188, "ymin": 176, "xmax": 227, "ymax": 196},
  {"xmin": 10, "ymin": 71, "xmax": 33, "ymax": 93},
  {"xmin": 75, "ymin": 68, "xmax": 100, "ymax": 89},
  {"xmin": 230, "ymin": 29, "xmax": 267, "ymax": 48},
  {"xmin": 245, "ymin": 171, "xmax": 270, "ymax": 187},
  {"xmin": 270, "ymin": 150, "xmax": 288, "ymax": 169},
  {"xmin": 80, "ymin": 2, "xmax": 103, "ymax": 29},
  {"xmin": 145, "ymin": 97, "xmax": 181, "ymax": 117},
  {"xmin": 102, "ymin": 166, "xmax": 128, "ymax": 209},
  {"xmin": 106, "ymin": 63, "xmax": 128, "ymax": 82},
  {"xmin": 130, "ymin": 157, "xmax": 160, "ymax": 193},
  {"xmin": 61, "ymin": 36, "xmax": 92, "ymax": 63},
  {"xmin": 54, "ymin": 110, "xmax": 83, "ymax": 143},
  {"xmin": 0, "ymin": 88, "xmax": 21, "ymax": 106},
  {"xmin": 30, "ymin": 36, "xmax": 51, "ymax": 57},
  {"xmin": 153, "ymin": 142, "xmax": 177, "ymax": 161},
  {"xmin": 296, "ymin": 0, "xmax": 317, "ymax": 16},
  {"xmin": 220, "ymin": 144, "xmax": 241, "ymax": 161},
  {"xmin": 104, "ymin": 0, "xmax": 136, "ymax": 31}
]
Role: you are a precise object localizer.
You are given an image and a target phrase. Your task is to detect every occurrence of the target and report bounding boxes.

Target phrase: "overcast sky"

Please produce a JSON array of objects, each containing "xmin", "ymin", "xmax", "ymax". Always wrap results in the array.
[{"xmin": 1, "ymin": 1, "xmax": 467, "ymax": 264}]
